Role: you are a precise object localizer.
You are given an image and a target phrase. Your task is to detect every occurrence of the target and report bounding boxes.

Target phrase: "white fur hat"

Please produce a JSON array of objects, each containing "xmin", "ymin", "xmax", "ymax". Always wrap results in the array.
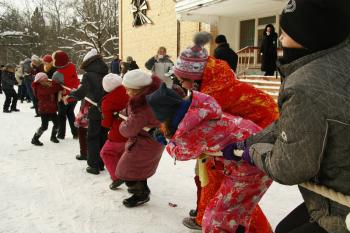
[
  {"xmin": 31, "ymin": 55, "xmax": 40, "ymax": 62},
  {"xmin": 103, "ymin": 73, "xmax": 122, "ymax": 92},
  {"xmin": 346, "ymin": 213, "xmax": 350, "ymax": 231},
  {"xmin": 34, "ymin": 72, "xmax": 48, "ymax": 83},
  {"xmin": 122, "ymin": 69, "xmax": 152, "ymax": 89},
  {"xmin": 83, "ymin": 48, "xmax": 98, "ymax": 62}
]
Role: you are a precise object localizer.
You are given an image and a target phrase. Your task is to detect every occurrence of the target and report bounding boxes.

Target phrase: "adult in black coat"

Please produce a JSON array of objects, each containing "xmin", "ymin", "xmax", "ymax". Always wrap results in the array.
[
  {"xmin": 260, "ymin": 24, "xmax": 278, "ymax": 76},
  {"xmin": 214, "ymin": 35, "xmax": 238, "ymax": 72},
  {"xmin": 69, "ymin": 49, "xmax": 109, "ymax": 175}
]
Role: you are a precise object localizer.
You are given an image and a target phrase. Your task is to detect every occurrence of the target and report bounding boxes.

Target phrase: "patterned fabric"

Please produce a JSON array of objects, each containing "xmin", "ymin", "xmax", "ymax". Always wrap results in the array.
[
  {"xmin": 202, "ymin": 171, "xmax": 272, "ymax": 233},
  {"xmin": 201, "ymin": 56, "xmax": 279, "ymax": 128},
  {"xmin": 166, "ymin": 91, "xmax": 272, "ymax": 232},
  {"xmin": 174, "ymin": 45, "xmax": 208, "ymax": 80},
  {"xmin": 74, "ymin": 101, "xmax": 90, "ymax": 128}
]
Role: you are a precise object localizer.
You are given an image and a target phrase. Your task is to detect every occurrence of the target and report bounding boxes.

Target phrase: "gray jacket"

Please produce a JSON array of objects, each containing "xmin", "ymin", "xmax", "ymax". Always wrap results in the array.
[
  {"xmin": 248, "ymin": 38, "xmax": 350, "ymax": 233},
  {"xmin": 145, "ymin": 56, "xmax": 174, "ymax": 88}
]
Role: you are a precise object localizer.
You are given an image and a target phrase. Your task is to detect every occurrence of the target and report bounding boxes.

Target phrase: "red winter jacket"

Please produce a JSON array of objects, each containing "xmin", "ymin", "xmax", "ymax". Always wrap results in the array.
[
  {"xmin": 32, "ymin": 81, "xmax": 62, "ymax": 114},
  {"xmin": 56, "ymin": 63, "xmax": 80, "ymax": 103},
  {"xmin": 101, "ymin": 86, "xmax": 129, "ymax": 142}
]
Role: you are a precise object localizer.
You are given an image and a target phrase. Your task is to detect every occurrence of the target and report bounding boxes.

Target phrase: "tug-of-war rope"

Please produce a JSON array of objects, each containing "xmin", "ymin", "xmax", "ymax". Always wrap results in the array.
[{"xmin": 60, "ymin": 84, "xmax": 350, "ymax": 228}]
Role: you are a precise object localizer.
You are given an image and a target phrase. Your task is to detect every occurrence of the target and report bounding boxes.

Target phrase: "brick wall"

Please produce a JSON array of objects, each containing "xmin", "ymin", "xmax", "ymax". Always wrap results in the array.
[{"xmin": 119, "ymin": 0, "xmax": 203, "ymax": 69}]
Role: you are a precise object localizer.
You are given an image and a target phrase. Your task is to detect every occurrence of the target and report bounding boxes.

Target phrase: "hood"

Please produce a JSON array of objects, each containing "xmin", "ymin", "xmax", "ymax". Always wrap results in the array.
[
  {"xmin": 174, "ymin": 91, "xmax": 222, "ymax": 137},
  {"xmin": 81, "ymin": 55, "xmax": 108, "ymax": 75}
]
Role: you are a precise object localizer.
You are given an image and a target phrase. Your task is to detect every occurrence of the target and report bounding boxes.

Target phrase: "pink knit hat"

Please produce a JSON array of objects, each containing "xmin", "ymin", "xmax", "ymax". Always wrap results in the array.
[
  {"xmin": 174, "ymin": 32, "xmax": 212, "ymax": 80},
  {"xmin": 34, "ymin": 72, "xmax": 48, "ymax": 83}
]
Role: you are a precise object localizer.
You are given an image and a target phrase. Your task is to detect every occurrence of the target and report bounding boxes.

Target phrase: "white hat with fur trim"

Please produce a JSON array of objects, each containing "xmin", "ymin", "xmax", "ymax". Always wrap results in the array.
[
  {"xmin": 346, "ymin": 213, "xmax": 350, "ymax": 231},
  {"xmin": 83, "ymin": 48, "xmax": 98, "ymax": 62},
  {"xmin": 122, "ymin": 69, "xmax": 152, "ymax": 89},
  {"xmin": 31, "ymin": 55, "xmax": 40, "ymax": 62},
  {"xmin": 103, "ymin": 73, "xmax": 123, "ymax": 92}
]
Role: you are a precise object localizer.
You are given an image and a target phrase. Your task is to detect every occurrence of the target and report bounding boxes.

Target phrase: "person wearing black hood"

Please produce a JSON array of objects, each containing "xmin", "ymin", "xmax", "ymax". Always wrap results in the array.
[
  {"xmin": 260, "ymin": 24, "xmax": 278, "ymax": 76},
  {"xmin": 214, "ymin": 35, "xmax": 238, "ymax": 72},
  {"xmin": 221, "ymin": 0, "xmax": 350, "ymax": 232},
  {"xmin": 68, "ymin": 48, "xmax": 109, "ymax": 175}
]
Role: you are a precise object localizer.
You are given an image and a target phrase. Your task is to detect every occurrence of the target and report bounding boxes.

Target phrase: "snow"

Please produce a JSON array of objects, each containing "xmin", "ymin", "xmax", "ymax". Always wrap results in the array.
[
  {"xmin": 0, "ymin": 93, "xmax": 303, "ymax": 233},
  {"xmin": 0, "ymin": 31, "xmax": 24, "ymax": 36}
]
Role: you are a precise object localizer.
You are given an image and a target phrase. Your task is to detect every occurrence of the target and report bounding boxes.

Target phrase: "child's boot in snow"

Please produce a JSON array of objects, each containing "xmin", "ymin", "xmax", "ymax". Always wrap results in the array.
[
  {"xmin": 182, "ymin": 217, "xmax": 202, "ymax": 230},
  {"xmin": 123, "ymin": 181, "xmax": 150, "ymax": 207},
  {"xmin": 31, "ymin": 133, "xmax": 43, "ymax": 146}
]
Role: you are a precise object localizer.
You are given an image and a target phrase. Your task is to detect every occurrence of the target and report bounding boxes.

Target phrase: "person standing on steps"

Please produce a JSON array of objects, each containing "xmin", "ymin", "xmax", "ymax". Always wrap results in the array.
[{"xmin": 260, "ymin": 24, "xmax": 278, "ymax": 76}]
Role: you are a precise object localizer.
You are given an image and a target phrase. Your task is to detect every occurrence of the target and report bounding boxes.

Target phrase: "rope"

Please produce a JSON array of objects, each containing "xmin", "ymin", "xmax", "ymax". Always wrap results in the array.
[
  {"xmin": 60, "ymin": 83, "xmax": 350, "ymax": 208},
  {"xmin": 299, "ymin": 182, "xmax": 350, "ymax": 208}
]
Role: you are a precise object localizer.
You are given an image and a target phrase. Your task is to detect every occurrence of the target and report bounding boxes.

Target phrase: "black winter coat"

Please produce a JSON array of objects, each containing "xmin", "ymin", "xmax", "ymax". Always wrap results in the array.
[
  {"xmin": 1, "ymin": 71, "xmax": 17, "ymax": 90},
  {"xmin": 214, "ymin": 43, "xmax": 238, "ymax": 72},
  {"xmin": 70, "ymin": 55, "xmax": 108, "ymax": 120},
  {"xmin": 260, "ymin": 33, "xmax": 278, "ymax": 72}
]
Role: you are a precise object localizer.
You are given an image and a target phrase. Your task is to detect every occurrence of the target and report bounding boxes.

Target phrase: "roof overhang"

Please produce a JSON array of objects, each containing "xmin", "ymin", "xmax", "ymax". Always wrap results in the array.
[{"xmin": 176, "ymin": 0, "xmax": 288, "ymax": 23}]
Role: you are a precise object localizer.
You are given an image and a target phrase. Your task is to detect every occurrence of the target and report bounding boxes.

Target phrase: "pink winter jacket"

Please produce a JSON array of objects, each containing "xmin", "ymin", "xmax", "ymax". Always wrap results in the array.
[{"xmin": 166, "ymin": 91, "xmax": 263, "ymax": 177}]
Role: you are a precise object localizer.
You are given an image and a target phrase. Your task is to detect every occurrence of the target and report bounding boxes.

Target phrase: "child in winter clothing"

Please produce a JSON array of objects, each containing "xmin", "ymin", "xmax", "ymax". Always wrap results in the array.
[
  {"xmin": 31, "ymin": 72, "xmax": 63, "ymax": 146},
  {"xmin": 1, "ymin": 64, "xmax": 19, "ymax": 113},
  {"xmin": 99, "ymin": 73, "xmax": 129, "ymax": 190},
  {"xmin": 116, "ymin": 69, "xmax": 163, "ymax": 208},
  {"xmin": 52, "ymin": 50, "xmax": 80, "ymax": 139},
  {"xmin": 172, "ymin": 32, "xmax": 277, "ymax": 232},
  {"xmin": 68, "ymin": 49, "xmax": 108, "ymax": 175},
  {"xmin": 146, "ymin": 84, "xmax": 272, "ymax": 233},
  {"xmin": 74, "ymin": 100, "xmax": 90, "ymax": 160}
]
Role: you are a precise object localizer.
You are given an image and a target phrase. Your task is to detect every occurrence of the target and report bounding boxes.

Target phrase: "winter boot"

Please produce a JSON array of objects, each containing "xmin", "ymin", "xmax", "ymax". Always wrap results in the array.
[
  {"xmin": 123, "ymin": 193, "xmax": 150, "ymax": 208},
  {"xmin": 3, "ymin": 109, "xmax": 11, "ymax": 113},
  {"xmin": 76, "ymin": 154, "xmax": 87, "ymax": 160},
  {"xmin": 11, "ymin": 108, "xmax": 20, "ymax": 112},
  {"xmin": 50, "ymin": 137, "xmax": 59, "ymax": 143},
  {"xmin": 109, "ymin": 179, "xmax": 124, "ymax": 190},
  {"xmin": 182, "ymin": 217, "xmax": 202, "ymax": 230},
  {"xmin": 50, "ymin": 128, "xmax": 59, "ymax": 143},
  {"xmin": 123, "ymin": 181, "xmax": 150, "ymax": 207},
  {"xmin": 31, "ymin": 133, "xmax": 43, "ymax": 146},
  {"xmin": 86, "ymin": 166, "xmax": 100, "ymax": 175}
]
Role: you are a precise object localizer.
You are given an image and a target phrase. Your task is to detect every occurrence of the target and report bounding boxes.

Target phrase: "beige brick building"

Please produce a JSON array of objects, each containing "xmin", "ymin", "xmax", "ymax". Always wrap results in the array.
[{"xmin": 118, "ymin": 0, "xmax": 215, "ymax": 69}]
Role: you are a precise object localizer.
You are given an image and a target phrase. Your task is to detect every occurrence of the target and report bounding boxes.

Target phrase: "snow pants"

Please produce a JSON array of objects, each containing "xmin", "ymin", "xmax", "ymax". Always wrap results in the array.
[
  {"xmin": 78, "ymin": 127, "xmax": 87, "ymax": 157},
  {"xmin": 86, "ymin": 119, "xmax": 108, "ymax": 169},
  {"xmin": 202, "ymin": 160, "xmax": 272, "ymax": 233},
  {"xmin": 100, "ymin": 140, "xmax": 125, "ymax": 181},
  {"xmin": 57, "ymin": 101, "xmax": 77, "ymax": 138},
  {"xmin": 3, "ymin": 88, "xmax": 18, "ymax": 111}
]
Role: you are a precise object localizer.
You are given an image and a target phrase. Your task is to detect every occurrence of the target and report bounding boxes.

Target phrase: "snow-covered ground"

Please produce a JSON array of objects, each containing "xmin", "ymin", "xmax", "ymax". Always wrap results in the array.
[{"xmin": 0, "ymin": 93, "xmax": 303, "ymax": 233}]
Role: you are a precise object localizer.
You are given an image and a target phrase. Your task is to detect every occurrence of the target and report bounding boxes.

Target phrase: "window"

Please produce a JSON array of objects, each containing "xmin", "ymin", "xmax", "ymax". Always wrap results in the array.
[
  {"xmin": 240, "ymin": 19, "xmax": 255, "ymax": 48},
  {"xmin": 258, "ymin": 16, "xmax": 276, "ymax": 25}
]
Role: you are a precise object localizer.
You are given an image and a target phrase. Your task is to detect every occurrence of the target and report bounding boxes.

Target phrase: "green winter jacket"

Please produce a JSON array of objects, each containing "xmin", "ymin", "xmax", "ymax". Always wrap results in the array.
[{"xmin": 248, "ymin": 38, "xmax": 350, "ymax": 233}]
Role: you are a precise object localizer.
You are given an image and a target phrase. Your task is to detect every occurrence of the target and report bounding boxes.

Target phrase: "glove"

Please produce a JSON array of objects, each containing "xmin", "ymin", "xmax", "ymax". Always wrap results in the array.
[
  {"xmin": 149, "ymin": 128, "xmax": 168, "ymax": 146},
  {"xmin": 221, "ymin": 140, "xmax": 254, "ymax": 165}
]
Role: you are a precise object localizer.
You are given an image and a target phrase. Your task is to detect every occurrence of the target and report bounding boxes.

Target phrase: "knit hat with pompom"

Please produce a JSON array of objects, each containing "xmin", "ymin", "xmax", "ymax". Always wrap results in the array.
[{"xmin": 174, "ymin": 32, "xmax": 212, "ymax": 80}]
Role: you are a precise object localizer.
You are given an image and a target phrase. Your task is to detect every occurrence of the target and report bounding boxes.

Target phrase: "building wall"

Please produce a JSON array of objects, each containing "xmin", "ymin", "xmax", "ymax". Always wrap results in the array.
[{"xmin": 119, "ymin": 0, "xmax": 201, "ymax": 70}]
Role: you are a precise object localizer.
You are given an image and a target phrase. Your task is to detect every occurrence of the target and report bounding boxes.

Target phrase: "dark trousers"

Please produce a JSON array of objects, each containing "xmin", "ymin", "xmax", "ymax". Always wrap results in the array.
[
  {"xmin": 264, "ymin": 70, "xmax": 275, "ymax": 76},
  {"xmin": 87, "ymin": 119, "xmax": 108, "ymax": 169},
  {"xmin": 78, "ymin": 127, "xmax": 88, "ymax": 156},
  {"xmin": 125, "ymin": 180, "xmax": 150, "ymax": 195},
  {"xmin": 275, "ymin": 203, "xmax": 328, "ymax": 233},
  {"xmin": 18, "ymin": 84, "xmax": 28, "ymax": 101},
  {"xmin": 36, "ymin": 113, "xmax": 59, "ymax": 138},
  {"xmin": 57, "ymin": 101, "xmax": 77, "ymax": 138},
  {"xmin": 3, "ymin": 88, "xmax": 18, "ymax": 111},
  {"xmin": 24, "ymin": 77, "xmax": 34, "ymax": 101}
]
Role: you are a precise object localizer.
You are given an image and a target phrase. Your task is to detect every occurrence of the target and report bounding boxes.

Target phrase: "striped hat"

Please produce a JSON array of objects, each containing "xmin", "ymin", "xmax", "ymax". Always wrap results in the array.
[{"xmin": 174, "ymin": 32, "xmax": 212, "ymax": 80}]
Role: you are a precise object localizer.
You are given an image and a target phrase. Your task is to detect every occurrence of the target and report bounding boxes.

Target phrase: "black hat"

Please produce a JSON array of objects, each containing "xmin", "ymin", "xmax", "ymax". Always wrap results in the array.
[
  {"xmin": 215, "ymin": 35, "xmax": 227, "ymax": 44},
  {"xmin": 146, "ymin": 83, "xmax": 184, "ymax": 122},
  {"xmin": 280, "ymin": 0, "xmax": 350, "ymax": 51}
]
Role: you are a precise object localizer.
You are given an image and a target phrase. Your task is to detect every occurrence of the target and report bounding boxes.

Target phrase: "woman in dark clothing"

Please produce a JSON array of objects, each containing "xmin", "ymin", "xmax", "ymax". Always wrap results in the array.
[
  {"xmin": 69, "ymin": 48, "xmax": 109, "ymax": 175},
  {"xmin": 260, "ymin": 24, "xmax": 278, "ymax": 76}
]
